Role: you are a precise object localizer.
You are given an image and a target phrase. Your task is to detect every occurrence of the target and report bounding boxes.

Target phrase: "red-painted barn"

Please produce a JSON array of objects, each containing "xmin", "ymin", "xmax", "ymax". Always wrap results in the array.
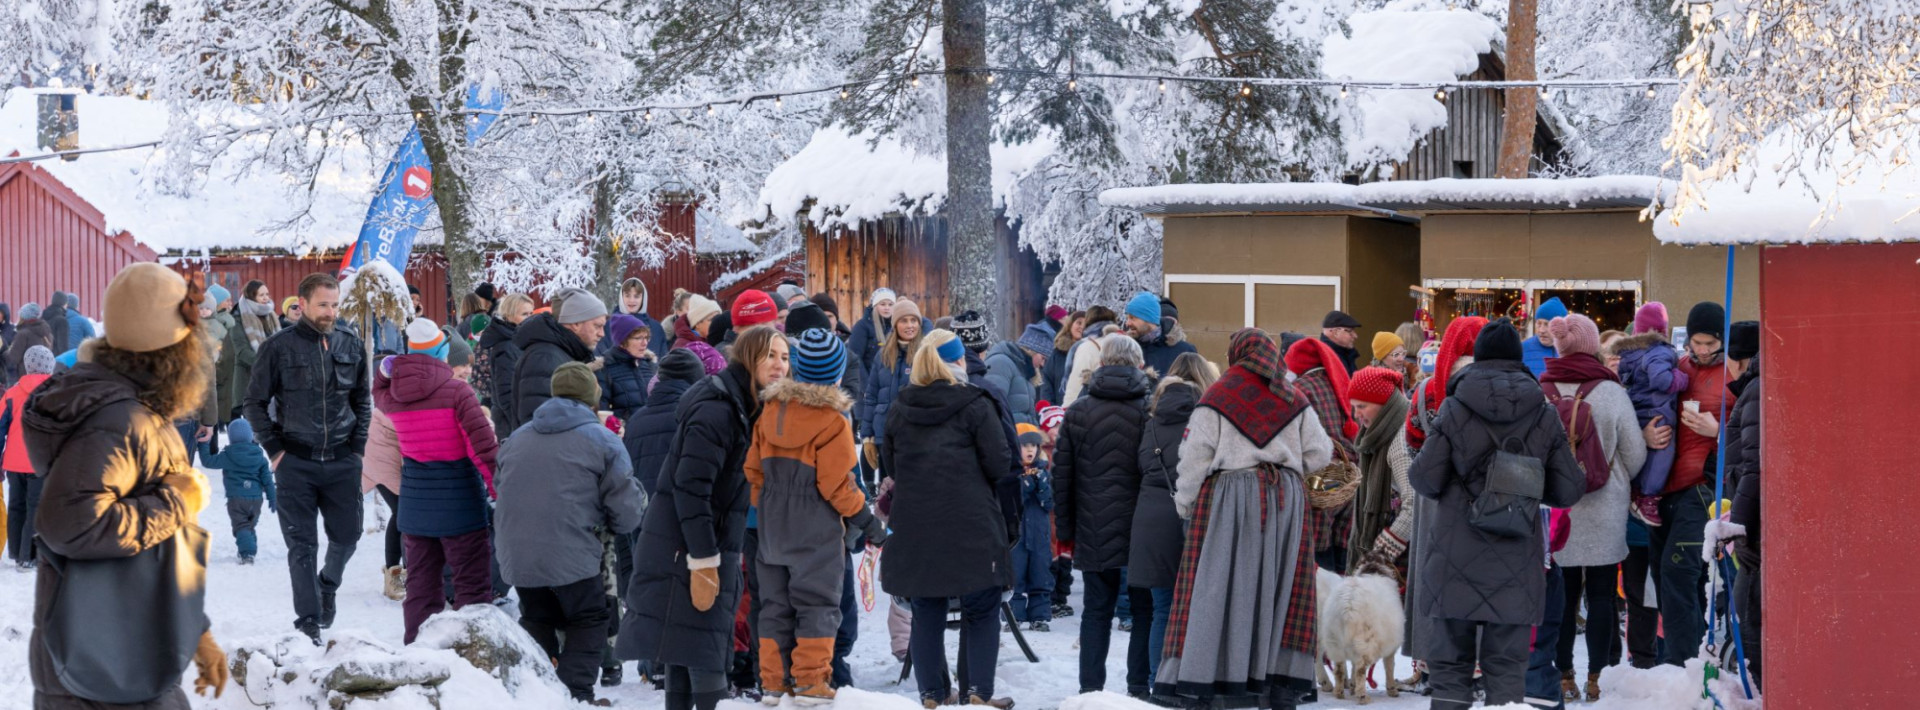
[{"xmin": 0, "ymin": 160, "xmax": 158, "ymax": 319}]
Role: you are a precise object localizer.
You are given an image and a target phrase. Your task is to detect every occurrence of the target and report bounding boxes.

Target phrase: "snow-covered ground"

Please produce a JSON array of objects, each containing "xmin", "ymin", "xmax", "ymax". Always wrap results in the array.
[{"xmin": 0, "ymin": 458, "xmax": 1755, "ymax": 709}]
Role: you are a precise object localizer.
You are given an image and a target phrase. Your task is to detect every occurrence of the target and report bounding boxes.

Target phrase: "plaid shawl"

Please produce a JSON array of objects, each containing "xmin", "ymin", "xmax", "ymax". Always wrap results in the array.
[
  {"xmin": 1406, "ymin": 316, "xmax": 1487, "ymax": 451},
  {"xmin": 1284, "ymin": 338, "xmax": 1359, "ymax": 441},
  {"xmin": 1295, "ymin": 368, "xmax": 1358, "ymax": 552},
  {"xmin": 1196, "ymin": 328, "xmax": 1310, "ymax": 448}
]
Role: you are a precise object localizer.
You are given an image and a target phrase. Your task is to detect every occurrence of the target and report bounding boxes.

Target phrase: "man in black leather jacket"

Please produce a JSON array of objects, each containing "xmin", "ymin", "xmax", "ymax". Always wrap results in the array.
[{"xmin": 244, "ymin": 272, "xmax": 372, "ymax": 643}]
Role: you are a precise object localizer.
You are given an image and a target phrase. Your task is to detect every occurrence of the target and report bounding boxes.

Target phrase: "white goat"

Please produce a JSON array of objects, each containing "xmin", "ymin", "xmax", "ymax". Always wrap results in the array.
[{"xmin": 1315, "ymin": 564, "xmax": 1406, "ymax": 705}]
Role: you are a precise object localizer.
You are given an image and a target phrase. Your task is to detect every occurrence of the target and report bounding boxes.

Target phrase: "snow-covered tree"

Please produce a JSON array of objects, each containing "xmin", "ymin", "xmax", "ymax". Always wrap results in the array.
[
  {"xmin": 0, "ymin": 0, "xmax": 119, "ymax": 90},
  {"xmin": 1660, "ymin": 0, "xmax": 1920, "ymax": 222}
]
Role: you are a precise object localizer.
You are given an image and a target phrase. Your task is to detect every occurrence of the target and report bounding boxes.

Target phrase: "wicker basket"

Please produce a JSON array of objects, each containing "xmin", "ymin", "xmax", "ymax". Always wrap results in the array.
[{"xmin": 1305, "ymin": 458, "xmax": 1361, "ymax": 510}]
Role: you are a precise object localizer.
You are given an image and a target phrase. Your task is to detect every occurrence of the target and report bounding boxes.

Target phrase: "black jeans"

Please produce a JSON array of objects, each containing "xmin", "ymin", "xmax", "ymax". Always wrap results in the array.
[
  {"xmin": 520, "ymin": 575, "xmax": 611, "ymax": 701},
  {"xmin": 833, "ymin": 554, "xmax": 858, "ymax": 687},
  {"xmin": 1557, "ymin": 564, "xmax": 1619, "ymax": 676},
  {"xmin": 276, "ymin": 455, "xmax": 364, "ymax": 624},
  {"xmin": 910, "ymin": 588, "xmax": 1001, "ymax": 700},
  {"xmin": 1526, "ymin": 563, "xmax": 1568, "ymax": 709},
  {"xmin": 6, "ymin": 472, "xmax": 42, "ymax": 563},
  {"xmin": 1622, "ymin": 544, "xmax": 1660, "ymax": 668},
  {"xmin": 1648, "ymin": 484, "xmax": 1710, "ymax": 667},
  {"xmin": 377, "ymin": 485, "xmax": 402, "ymax": 569},
  {"xmin": 1078, "ymin": 569, "xmax": 1152, "ymax": 693},
  {"xmin": 1732, "ymin": 547, "xmax": 1762, "ymax": 689},
  {"xmin": 1428, "ymin": 619, "xmax": 1530, "ymax": 709}
]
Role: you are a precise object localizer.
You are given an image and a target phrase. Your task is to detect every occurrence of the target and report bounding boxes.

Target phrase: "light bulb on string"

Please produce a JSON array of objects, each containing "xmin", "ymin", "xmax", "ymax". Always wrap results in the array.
[
  {"xmin": 644, "ymin": 109, "xmax": 653, "ymax": 122},
  {"xmin": 911, "ymin": 75, "xmax": 921, "ymax": 88},
  {"xmin": 1435, "ymin": 87, "xmax": 1447, "ymax": 101},
  {"xmin": 839, "ymin": 88, "xmax": 849, "ymax": 100},
  {"xmin": 706, "ymin": 104, "xmax": 715, "ymax": 116},
  {"xmin": 1542, "ymin": 84, "xmax": 1552, "ymax": 99},
  {"xmin": 1158, "ymin": 79, "xmax": 1167, "ymax": 92},
  {"xmin": 1645, "ymin": 84, "xmax": 1657, "ymax": 99},
  {"xmin": 1240, "ymin": 83, "xmax": 1252, "ymax": 97},
  {"xmin": 1339, "ymin": 85, "xmax": 1349, "ymax": 99},
  {"xmin": 1068, "ymin": 77, "xmax": 1077, "ymax": 91},
  {"xmin": 530, "ymin": 114, "xmax": 540, "ymax": 125},
  {"xmin": 985, "ymin": 72, "xmax": 994, "ymax": 84},
  {"xmin": 587, "ymin": 111, "xmax": 596, "ymax": 123},
  {"xmin": 775, "ymin": 96, "xmax": 783, "ymax": 110}
]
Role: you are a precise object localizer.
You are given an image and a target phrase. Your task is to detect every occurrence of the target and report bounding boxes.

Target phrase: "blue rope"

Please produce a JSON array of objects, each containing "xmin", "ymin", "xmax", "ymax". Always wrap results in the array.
[{"xmin": 1703, "ymin": 244, "xmax": 1755, "ymax": 701}]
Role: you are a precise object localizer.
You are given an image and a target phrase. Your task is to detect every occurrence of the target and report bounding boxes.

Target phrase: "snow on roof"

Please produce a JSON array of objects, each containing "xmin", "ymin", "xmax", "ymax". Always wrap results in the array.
[
  {"xmin": 693, "ymin": 207, "xmax": 758, "ymax": 255},
  {"xmin": 1101, "ymin": 176, "xmax": 1667, "ymax": 215},
  {"xmin": 757, "ymin": 127, "xmax": 1054, "ymax": 230},
  {"xmin": 1653, "ymin": 134, "xmax": 1920, "ymax": 245},
  {"xmin": 711, "ymin": 243, "xmax": 800, "ymax": 293},
  {"xmin": 0, "ymin": 88, "xmax": 381, "ymax": 255},
  {"xmin": 1320, "ymin": 8, "xmax": 1504, "ymax": 169}
]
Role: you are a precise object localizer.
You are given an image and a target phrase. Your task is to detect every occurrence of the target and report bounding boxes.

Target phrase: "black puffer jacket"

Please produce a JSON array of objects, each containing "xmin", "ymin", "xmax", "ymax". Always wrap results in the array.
[
  {"xmin": 244, "ymin": 318, "xmax": 371, "ymax": 462},
  {"xmin": 1409, "ymin": 359, "xmax": 1584, "ymax": 630},
  {"xmin": 1726, "ymin": 366, "xmax": 1762, "ymax": 552},
  {"xmin": 619, "ymin": 364, "xmax": 756, "ymax": 671},
  {"xmin": 1131, "ymin": 377, "xmax": 1200, "ymax": 589},
  {"xmin": 879, "ymin": 380, "xmax": 1014, "ymax": 598},
  {"xmin": 597, "ymin": 347, "xmax": 656, "ymax": 420},
  {"xmin": 512, "ymin": 314, "xmax": 592, "ymax": 427},
  {"xmin": 622, "ymin": 375, "xmax": 695, "ymax": 495},
  {"xmin": 1054, "ymin": 364, "xmax": 1151, "ymax": 572},
  {"xmin": 967, "ymin": 350, "xmax": 1026, "ymax": 541},
  {"xmin": 479, "ymin": 318, "xmax": 523, "ymax": 436}
]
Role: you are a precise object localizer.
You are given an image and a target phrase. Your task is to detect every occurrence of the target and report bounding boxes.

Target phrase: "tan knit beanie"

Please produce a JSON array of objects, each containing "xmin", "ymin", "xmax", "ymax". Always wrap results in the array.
[{"xmin": 105, "ymin": 263, "xmax": 194, "ymax": 353}]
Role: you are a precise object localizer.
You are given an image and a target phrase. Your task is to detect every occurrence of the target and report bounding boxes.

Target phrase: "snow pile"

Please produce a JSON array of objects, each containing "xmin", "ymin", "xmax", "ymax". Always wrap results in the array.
[
  {"xmin": 1099, "ymin": 176, "xmax": 1666, "ymax": 212},
  {"xmin": 695, "ymin": 207, "xmax": 759, "ymax": 255},
  {"xmin": 1654, "ymin": 128, "xmax": 1920, "ymax": 245},
  {"xmin": 339, "ymin": 259, "xmax": 414, "ymax": 327},
  {"xmin": 1357, "ymin": 176, "xmax": 1669, "ymax": 208},
  {"xmin": 1589, "ymin": 659, "xmax": 1760, "ymax": 710},
  {"xmin": 225, "ymin": 607, "xmax": 574, "ymax": 709},
  {"xmin": 1098, "ymin": 182, "xmax": 1360, "ymax": 211},
  {"xmin": 757, "ymin": 127, "xmax": 1053, "ymax": 230},
  {"xmin": 1320, "ymin": 7, "xmax": 1503, "ymax": 170},
  {"xmin": 0, "ymin": 88, "xmax": 381, "ymax": 254}
]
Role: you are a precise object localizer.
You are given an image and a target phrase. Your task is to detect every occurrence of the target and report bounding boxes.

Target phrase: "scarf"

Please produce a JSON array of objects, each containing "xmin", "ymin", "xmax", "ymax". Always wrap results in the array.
[
  {"xmin": 1285, "ymin": 337, "xmax": 1360, "ymax": 441},
  {"xmin": 1539, "ymin": 352, "xmax": 1619, "ymax": 387},
  {"xmin": 1196, "ymin": 328, "xmax": 1309, "ymax": 447},
  {"xmin": 239, "ymin": 299, "xmax": 276, "ymax": 350},
  {"xmin": 1349, "ymin": 389, "xmax": 1410, "ymax": 561}
]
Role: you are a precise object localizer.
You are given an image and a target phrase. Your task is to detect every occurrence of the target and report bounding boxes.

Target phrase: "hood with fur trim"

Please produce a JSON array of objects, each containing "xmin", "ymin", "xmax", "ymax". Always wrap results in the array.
[
  {"xmin": 755, "ymin": 378, "xmax": 854, "ymax": 450},
  {"xmin": 1609, "ymin": 332, "xmax": 1673, "ymax": 355}
]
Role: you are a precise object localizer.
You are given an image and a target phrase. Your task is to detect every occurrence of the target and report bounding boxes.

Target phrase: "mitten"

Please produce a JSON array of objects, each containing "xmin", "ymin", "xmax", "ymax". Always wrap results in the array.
[
  {"xmin": 162, "ymin": 472, "xmax": 209, "ymax": 515},
  {"xmin": 862, "ymin": 439, "xmax": 880, "ymax": 469},
  {"xmin": 689, "ymin": 556, "xmax": 721, "ymax": 612},
  {"xmin": 605, "ymin": 416, "xmax": 623, "ymax": 435},
  {"xmin": 850, "ymin": 508, "xmax": 889, "ymax": 548},
  {"xmin": 1372, "ymin": 530, "xmax": 1408, "ymax": 560},
  {"xmin": 193, "ymin": 631, "xmax": 228, "ymax": 698}
]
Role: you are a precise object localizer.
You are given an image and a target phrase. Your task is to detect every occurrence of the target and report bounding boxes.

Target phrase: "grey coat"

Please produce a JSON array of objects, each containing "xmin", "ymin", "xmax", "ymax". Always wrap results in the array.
[
  {"xmin": 982, "ymin": 341, "xmax": 1041, "ymax": 427},
  {"xmin": 495, "ymin": 397, "xmax": 646, "ymax": 588},
  {"xmin": 1409, "ymin": 360, "xmax": 1585, "ymax": 631},
  {"xmin": 1548, "ymin": 378, "xmax": 1645, "ymax": 568}
]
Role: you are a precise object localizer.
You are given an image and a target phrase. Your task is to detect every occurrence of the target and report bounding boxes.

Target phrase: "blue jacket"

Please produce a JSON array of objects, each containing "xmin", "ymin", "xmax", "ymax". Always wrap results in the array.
[
  {"xmin": 598, "ymin": 347, "xmax": 658, "ymax": 421},
  {"xmin": 1018, "ymin": 462, "xmax": 1054, "ymax": 553},
  {"xmin": 858, "ymin": 351, "xmax": 911, "ymax": 444},
  {"xmin": 1521, "ymin": 336, "xmax": 1557, "ymax": 377},
  {"xmin": 200, "ymin": 440, "xmax": 276, "ymax": 505},
  {"xmin": 1139, "ymin": 318, "xmax": 1198, "ymax": 382},
  {"xmin": 63, "ymin": 310, "xmax": 95, "ymax": 348}
]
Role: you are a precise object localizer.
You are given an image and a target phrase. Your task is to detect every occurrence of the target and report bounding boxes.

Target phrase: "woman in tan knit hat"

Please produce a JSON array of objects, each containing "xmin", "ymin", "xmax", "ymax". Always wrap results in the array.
[{"xmin": 24, "ymin": 263, "xmax": 229, "ymax": 707}]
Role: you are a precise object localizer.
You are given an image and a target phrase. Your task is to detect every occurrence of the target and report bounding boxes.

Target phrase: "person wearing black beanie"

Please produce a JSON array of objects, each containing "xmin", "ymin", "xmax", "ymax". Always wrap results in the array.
[
  {"xmin": 1473, "ymin": 318, "xmax": 1525, "ymax": 363},
  {"xmin": 1685, "ymin": 302, "xmax": 1725, "ymax": 350},
  {"xmin": 1727, "ymin": 321, "xmax": 1759, "ymax": 363}
]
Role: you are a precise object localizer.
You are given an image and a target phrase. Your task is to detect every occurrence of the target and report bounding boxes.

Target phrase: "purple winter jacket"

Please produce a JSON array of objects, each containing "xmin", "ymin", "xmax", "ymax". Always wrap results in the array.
[{"xmin": 1614, "ymin": 333, "xmax": 1689, "ymax": 496}]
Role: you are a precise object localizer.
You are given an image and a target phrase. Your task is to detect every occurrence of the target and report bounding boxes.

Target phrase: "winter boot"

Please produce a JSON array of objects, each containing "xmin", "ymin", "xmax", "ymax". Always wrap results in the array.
[
  {"xmin": 296, "ymin": 617, "xmax": 322, "ymax": 646},
  {"xmin": 319, "ymin": 591, "xmax": 337, "ymax": 629},
  {"xmin": 1051, "ymin": 602, "xmax": 1074, "ymax": 618},
  {"xmin": 239, "ymin": 555, "xmax": 254, "ymax": 566},
  {"xmin": 1631, "ymin": 496, "xmax": 1663, "ymax": 527},
  {"xmin": 1585, "ymin": 673, "xmax": 1602, "ymax": 702},
  {"xmin": 1560, "ymin": 671, "xmax": 1578, "ymax": 702},
  {"xmin": 1029, "ymin": 621, "xmax": 1050, "ymax": 633},
  {"xmin": 969, "ymin": 690, "xmax": 1015, "ymax": 709},
  {"xmin": 602, "ymin": 664, "xmax": 624, "ymax": 688},
  {"xmin": 759, "ymin": 639, "xmax": 791, "ymax": 705},
  {"xmin": 383, "ymin": 566, "xmax": 408, "ymax": 601},
  {"xmin": 1118, "ymin": 618, "xmax": 1133, "ymax": 633},
  {"xmin": 790, "ymin": 638, "xmax": 836, "ymax": 706},
  {"xmin": 793, "ymin": 684, "xmax": 836, "ymax": 706}
]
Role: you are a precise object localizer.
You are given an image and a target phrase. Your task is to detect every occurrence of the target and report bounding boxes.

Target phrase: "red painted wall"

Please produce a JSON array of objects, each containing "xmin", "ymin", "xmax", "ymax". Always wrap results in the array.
[
  {"xmin": 0, "ymin": 163, "xmax": 157, "ymax": 319},
  {"xmin": 1761, "ymin": 242, "xmax": 1920, "ymax": 706}
]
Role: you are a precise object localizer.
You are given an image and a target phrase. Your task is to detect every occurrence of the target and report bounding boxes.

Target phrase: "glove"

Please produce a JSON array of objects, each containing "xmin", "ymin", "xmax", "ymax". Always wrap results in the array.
[
  {"xmin": 193, "ymin": 631, "xmax": 228, "ymax": 698},
  {"xmin": 689, "ymin": 556, "xmax": 721, "ymax": 612},
  {"xmin": 162, "ymin": 472, "xmax": 209, "ymax": 515},
  {"xmin": 850, "ymin": 509, "xmax": 889, "ymax": 549},
  {"xmin": 1372, "ymin": 530, "xmax": 1408, "ymax": 561},
  {"xmin": 268, "ymin": 500, "xmax": 279, "ymax": 515},
  {"xmin": 605, "ymin": 416, "xmax": 623, "ymax": 435},
  {"xmin": 862, "ymin": 439, "xmax": 880, "ymax": 469}
]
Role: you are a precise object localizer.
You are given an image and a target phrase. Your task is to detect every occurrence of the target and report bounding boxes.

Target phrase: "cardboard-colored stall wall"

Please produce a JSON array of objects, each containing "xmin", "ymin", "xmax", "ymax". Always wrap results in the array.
[
  {"xmin": 1650, "ymin": 243, "xmax": 1760, "ymax": 320},
  {"xmin": 1255, "ymin": 283, "xmax": 1337, "ymax": 339},
  {"xmin": 1169, "ymin": 282, "xmax": 1244, "ymax": 363},
  {"xmin": 1344, "ymin": 218, "xmax": 1422, "ymax": 355},
  {"xmin": 1162, "ymin": 215, "xmax": 1348, "ymax": 277}
]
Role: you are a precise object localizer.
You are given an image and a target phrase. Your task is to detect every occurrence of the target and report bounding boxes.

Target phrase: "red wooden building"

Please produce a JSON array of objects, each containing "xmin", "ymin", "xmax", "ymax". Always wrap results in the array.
[
  {"xmin": 1656, "ymin": 177, "xmax": 1920, "ymax": 707},
  {"xmin": 0, "ymin": 160, "xmax": 158, "ymax": 319}
]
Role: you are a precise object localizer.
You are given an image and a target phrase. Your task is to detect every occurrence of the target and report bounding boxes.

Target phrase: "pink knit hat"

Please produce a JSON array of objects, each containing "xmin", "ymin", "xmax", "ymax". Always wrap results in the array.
[
  {"xmin": 1633, "ymin": 302, "xmax": 1669, "ymax": 335},
  {"xmin": 1548, "ymin": 314, "xmax": 1602, "ymax": 357}
]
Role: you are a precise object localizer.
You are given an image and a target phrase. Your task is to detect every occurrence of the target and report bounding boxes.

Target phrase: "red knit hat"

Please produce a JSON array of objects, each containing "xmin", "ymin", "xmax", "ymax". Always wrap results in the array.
[
  {"xmin": 1349, "ymin": 366, "xmax": 1404, "ymax": 406},
  {"xmin": 731, "ymin": 290, "xmax": 779, "ymax": 328}
]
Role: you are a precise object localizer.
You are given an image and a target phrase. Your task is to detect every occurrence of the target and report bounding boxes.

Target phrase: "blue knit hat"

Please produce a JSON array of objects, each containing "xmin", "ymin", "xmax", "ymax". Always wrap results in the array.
[
  {"xmin": 935, "ymin": 335, "xmax": 966, "ymax": 363},
  {"xmin": 791, "ymin": 328, "xmax": 847, "ymax": 385},
  {"xmin": 1534, "ymin": 297, "xmax": 1568, "ymax": 322},
  {"xmin": 1017, "ymin": 322, "xmax": 1055, "ymax": 354},
  {"xmin": 226, "ymin": 417, "xmax": 256, "ymax": 445},
  {"xmin": 1126, "ymin": 292, "xmax": 1162, "ymax": 325},
  {"xmin": 207, "ymin": 284, "xmax": 231, "ymax": 307}
]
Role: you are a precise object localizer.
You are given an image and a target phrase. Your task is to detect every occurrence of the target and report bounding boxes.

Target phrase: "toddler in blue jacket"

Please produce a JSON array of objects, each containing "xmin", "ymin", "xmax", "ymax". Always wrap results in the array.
[
  {"xmin": 199, "ymin": 418, "xmax": 277, "ymax": 564},
  {"xmin": 1011, "ymin": 424, "xmax": 1055, "ymax": 631}
]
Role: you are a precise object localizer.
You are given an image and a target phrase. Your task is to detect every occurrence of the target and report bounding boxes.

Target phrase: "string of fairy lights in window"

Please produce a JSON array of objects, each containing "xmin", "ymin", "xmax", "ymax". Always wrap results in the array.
[{"xmin": 3, "ymin": 67, "xmax": 1680, "ymax": 165}]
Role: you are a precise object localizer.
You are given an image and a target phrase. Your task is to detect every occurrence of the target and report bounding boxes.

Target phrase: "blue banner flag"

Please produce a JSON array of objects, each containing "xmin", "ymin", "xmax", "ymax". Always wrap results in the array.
[{"xmin": 341, "ymin": 85, "xmax": 506, "ymax": 277}]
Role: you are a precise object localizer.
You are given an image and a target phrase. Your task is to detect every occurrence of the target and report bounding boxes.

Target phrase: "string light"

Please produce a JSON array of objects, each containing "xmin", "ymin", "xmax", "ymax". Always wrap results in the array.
[
  {"xmin": 1435, "ymin": 87, "xmax": 1448, "ymax": 101},
  {"xmin": 1645, "ymin": 84, "xmax": 1657, "ymax": 99},
  {"xmin": 1339, "ymin": 84, "xmax": 1349, "ymax": 99},
  {"xmin": 1240, "ymin": 83, "xmax": 1252, "ymax": 97},
  {"xmin": 1068, "ymin": 77, "xmax": 1077, "ymax": 91},
  {"xmin": 530, "ymin": 114, "xmax": 540, "ymax": 125},
  {"xmin": 775, "ymin": 96, "xmax": 783, "ymax": 110},
  {"xmin": 839, "ymin": 88, "xmax": 850, "ymax": 100},
  {"xmin": 587, "ymin": 111, "xmax": 596, "ymax": 122},
  {"xmin": 985, "ymin": 72, "xmax": 994, "ymax": 84},
  {"xmin": 706, "ymin": 104, "xmax": 714, "ymax": 116},
  {"xmin": 1158, "ymin": 79, "xmax": 1167, "ymax": 92},
  {"xmin": 911, "ymin": 75, "xmax": 921, "ymax": 88},
  {"xmin": 644, "ymin": 109, "xmax": 652, "ymax": 122}
]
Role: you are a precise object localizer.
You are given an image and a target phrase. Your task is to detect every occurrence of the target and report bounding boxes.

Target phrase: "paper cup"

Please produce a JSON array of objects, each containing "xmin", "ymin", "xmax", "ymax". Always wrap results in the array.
[{"xmin": 1683, "ymin": 400, "xmax": 1700, "ymax": 415}]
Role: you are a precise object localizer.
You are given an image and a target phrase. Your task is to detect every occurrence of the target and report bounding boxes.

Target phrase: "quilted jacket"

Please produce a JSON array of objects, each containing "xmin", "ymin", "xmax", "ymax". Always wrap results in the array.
[{"xmin": 1053, "ymin": 364, "xmax": 1151, "ymax": 572}]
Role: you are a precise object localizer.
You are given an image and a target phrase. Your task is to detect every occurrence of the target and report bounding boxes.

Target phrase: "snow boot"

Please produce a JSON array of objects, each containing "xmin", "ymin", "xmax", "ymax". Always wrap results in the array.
[
  {"xmin": 1585, "ymin": 673, "xmax": 1602, "ymax": 702},
  {"xmin": 239, "ymin": 555, "xmax": 254, "ymax": 566},
  {"xmin": 296, "ymin": 617, "xmax": 322, "ymax": 646},
  {"xmin": 1560, "ymin": 671, "xmax": 1577, "ymax": 702},
  {"xmin": 319, "ymin": 591, "xmax": 337, "ymax": 629},
  {"xmin": 969, "ymin": 691, "xmax": 1015, "ymax": 709},
  {"xmin": 793, "ymin": 684, "xmax": 836, "ymax": 706},
  {"xmin": 1028, "ymin": 621, "xmax": 1050, "ymax": 633},
  {"xmin": 602, "ymin": 664, "xmax": 624, "ymax": 687},
  {"xmin": 383, "ymin": 566, "xmax": 407, "ymax": 601},
  {"xmin": 1052, "ymin": 602, "xmax": 1074, "ymax": 618},
  {"xmin": 1631, "ymin": 496, "xmax": 1663, "ymax": 527}
]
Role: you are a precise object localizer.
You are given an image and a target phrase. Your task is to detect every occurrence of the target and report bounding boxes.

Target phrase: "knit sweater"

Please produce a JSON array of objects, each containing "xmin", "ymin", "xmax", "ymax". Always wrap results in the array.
[
  {"xmin": 1548, "ymin": 378, "xmax": 1647, "ymax": 567},
  {"xmin": 1383, "ymin": 431, "xmax": 1415, "ymax": 547},
  {"xmin": 1173, "ymin": 405, "xmax": 1333, "ymax": 520}
]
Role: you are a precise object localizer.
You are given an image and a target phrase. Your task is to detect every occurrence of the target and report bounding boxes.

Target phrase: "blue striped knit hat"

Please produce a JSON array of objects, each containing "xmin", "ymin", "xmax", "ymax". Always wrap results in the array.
[{"xmin": 791, "ymin": 328, "xmax": 847, "ymax": 385}]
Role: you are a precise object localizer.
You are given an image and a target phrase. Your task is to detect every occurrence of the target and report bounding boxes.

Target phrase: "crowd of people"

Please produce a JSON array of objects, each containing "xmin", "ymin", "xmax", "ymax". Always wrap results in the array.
[{"xmin": 0, "ymin": 265, "xmax": 1766, "ymax": 710}]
